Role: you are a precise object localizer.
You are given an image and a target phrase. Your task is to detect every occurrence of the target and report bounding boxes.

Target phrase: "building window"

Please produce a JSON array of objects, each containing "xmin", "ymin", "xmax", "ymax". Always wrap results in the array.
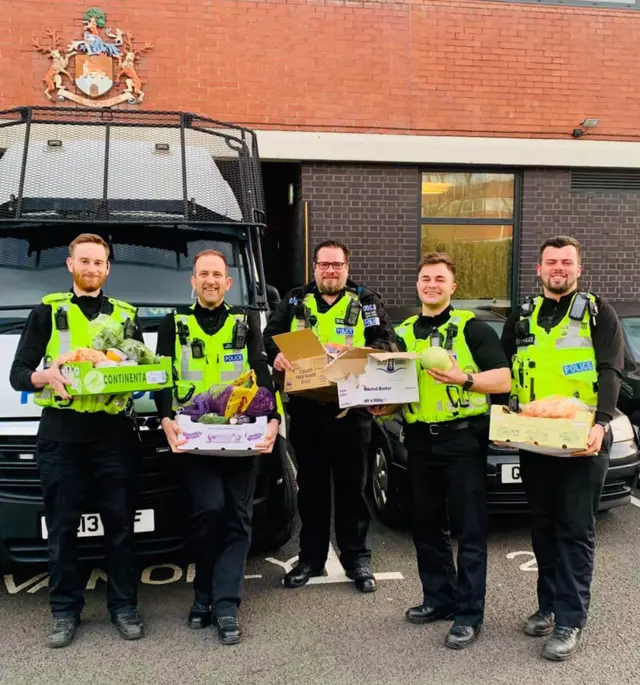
[{"xmin": 420, "ymin": 172, "xmax": 518, "ymax": 311}]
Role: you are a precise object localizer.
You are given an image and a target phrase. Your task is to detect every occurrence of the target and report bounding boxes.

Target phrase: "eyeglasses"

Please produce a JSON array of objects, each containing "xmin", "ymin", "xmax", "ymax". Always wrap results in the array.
[{"xmin": 315, "ymin": 261, "xmax": 346, "ymax": 271}]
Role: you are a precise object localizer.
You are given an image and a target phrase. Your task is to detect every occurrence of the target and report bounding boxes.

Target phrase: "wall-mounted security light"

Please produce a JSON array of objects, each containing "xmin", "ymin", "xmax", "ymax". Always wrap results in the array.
[{"xmin": 572, "ymin": 119, "xmax": 600, "ymax": 138}]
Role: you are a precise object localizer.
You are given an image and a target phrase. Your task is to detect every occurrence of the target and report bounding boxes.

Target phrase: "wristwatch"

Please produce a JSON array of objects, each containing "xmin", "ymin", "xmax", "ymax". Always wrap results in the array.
[
  {"xmin": 462, "ymin": 373, "xmax": 474, "ymax": 391},
  {"xmin": 595, "ymin": 420, "xmax": 610, "ymax": 434}
]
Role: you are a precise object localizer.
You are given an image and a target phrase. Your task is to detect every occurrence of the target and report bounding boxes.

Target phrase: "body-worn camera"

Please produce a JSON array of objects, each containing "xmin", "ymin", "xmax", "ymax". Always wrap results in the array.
[{"xmin": 344, "ymin": 298, "xmax": 362, "ymax": 327}]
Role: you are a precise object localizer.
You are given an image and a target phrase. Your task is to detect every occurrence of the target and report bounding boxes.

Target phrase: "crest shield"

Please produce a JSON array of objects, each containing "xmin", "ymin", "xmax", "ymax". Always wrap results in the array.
[{"xmin": 74, "ymin": 54, "xmax": 113, "ymax": 98}]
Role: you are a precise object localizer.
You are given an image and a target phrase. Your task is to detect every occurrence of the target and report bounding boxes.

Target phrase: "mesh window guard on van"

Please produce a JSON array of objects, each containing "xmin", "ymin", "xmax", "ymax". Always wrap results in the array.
[{"xmin": 570, "ymin": 170, "xmax": 640, "ymax": 192}]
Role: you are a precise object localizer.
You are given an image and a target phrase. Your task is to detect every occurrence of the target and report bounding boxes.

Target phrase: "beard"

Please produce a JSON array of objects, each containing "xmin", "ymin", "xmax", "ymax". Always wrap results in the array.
[
  {"xmin": 72, "ymin": 270, "xmax": 107, "ymax": 294},
  {"xmin": 542, "ymin": 274, "xmax": 577, "ymax": 295},
  {"xmin": 317, "ymin": 274, "xmax": 348, "ymax": 295}
]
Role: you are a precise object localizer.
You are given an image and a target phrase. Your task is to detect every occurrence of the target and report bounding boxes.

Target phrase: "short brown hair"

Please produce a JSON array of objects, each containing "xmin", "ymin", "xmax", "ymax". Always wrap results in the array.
[
  {"xmin": 539, "ymin": 235, "xmax": 582, "ymax": 264},
  {"xmin": 418, "ymin": 251, "xmax": 456, "ymax": 278},
  {"xmin": 69, "ymin": 233, "xmax": 110, "ymax": 258},
  {"xmin": 193, "ymin": 249, "xmax": 228, "ymax": 274},
  {"xmin": 313, "ymin": 240, "xmax": 350, "ymax": 264}
]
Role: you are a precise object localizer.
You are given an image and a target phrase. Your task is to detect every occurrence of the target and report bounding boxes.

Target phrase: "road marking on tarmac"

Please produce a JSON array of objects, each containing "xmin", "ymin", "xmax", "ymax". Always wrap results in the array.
[
  {"xmin": 630, "ymin": 496, "xmax": 640, "ymax": 508},
  {"xmin": 265, "ymin": 453, "xmax": 404, "ymax": 585}
]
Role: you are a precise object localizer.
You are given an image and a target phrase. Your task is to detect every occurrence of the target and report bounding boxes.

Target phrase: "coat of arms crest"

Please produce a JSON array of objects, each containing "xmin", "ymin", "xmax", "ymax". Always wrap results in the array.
[{"xmin": 32, "ymin": 7, "xmax": 153, "ymax": 108}]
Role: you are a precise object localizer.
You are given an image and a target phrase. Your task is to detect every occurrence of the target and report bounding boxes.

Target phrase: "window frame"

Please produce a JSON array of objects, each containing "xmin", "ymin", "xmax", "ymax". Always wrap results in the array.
[{"xmin": 417, "ymin": 167, "xmax": 522, "ymax": 311}]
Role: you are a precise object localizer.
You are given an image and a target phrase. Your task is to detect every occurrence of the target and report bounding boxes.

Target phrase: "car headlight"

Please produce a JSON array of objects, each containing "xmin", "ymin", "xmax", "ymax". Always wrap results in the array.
[{"xmin": 610, "ymin": 414, "xmax": 636, "ymax": 443}]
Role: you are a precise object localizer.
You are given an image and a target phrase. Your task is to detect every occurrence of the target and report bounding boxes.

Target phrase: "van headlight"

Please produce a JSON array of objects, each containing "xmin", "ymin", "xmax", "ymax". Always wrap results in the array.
[{"xmin": 610, "ymin": 414, "xmax": 636, "ymax": 444}]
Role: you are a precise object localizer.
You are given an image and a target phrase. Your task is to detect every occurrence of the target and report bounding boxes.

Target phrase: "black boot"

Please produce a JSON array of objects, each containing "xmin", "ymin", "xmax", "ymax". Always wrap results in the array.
[
  {"xmin": 215, "ymin": 616, "xmax": 241, "ymax": 645},
  {"xmin": 111, "ymin": 610, "xmax": 144, "ymax": 640},
  {"xmin": 542, "ymin": 626, "xmax": 582, "ymax": 661},
  {"xmin": 445, "ymin": 624, "xmax": 482, "ymax": 650},
  {"xmin": 188, "ymin": 602, "xmax": 212, "ymax": 629},
  {"xmin": 283, "ymin": 562, "xmax": 325, "ymax": 589},
  {"xmin": 524, "ymin": 610, "xmax": 555, "ymax": 637},
  {"xmin": 47, "ymin": 616, "xmax": 80, "ymax": 649},
  {"xmin": 345, "ymin": 566, "xmax": 376, "ymax": 593},
  {"xmin": 405, "ymin": 605, "xmax": 454, "ymax": 625}
]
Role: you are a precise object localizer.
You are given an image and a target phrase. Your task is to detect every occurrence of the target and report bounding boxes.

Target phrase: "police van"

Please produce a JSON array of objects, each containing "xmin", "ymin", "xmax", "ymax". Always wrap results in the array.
[{"xmin": 0, "ymin": 106, "xmax": 295, "ymax": 572}]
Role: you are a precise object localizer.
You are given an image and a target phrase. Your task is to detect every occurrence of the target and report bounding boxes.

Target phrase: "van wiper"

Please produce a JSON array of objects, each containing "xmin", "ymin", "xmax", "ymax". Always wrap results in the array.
[{"xmin": 0, "ymin": 320, "xmax": 26, "ymax": 334}]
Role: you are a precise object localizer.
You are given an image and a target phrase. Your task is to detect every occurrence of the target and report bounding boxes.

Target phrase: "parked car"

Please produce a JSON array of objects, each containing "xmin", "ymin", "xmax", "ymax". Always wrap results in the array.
[
  {"xmin": 368, "ymin": 306, "xmax": 640, "ymax": 527},
  {"xmin": 611, "ymin": 301, "xmax": 640, "ymax": 427}
]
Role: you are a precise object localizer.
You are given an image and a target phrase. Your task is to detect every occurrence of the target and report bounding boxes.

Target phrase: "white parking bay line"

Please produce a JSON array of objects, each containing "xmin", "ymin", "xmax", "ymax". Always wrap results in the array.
[{"xmin": 630, "ymin": 496, "xmax": 640, "ymax": 508}]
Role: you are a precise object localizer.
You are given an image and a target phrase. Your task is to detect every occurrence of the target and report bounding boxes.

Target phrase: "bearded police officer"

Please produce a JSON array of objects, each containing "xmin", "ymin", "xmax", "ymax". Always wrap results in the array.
[
  {"xmin": 263, "ymin": 240, "xmax": 394, "ymax": 592},
  {"xmin": 155, "ymin": 249, "xmax": 279, "ymax": 645},
  {"xmin": 386, "ymin": 252, "xmax": 511, "ymax": 649},
  {"xmin": 9, "ymin": 233, "xmax": 145, "ymax": 648},
  {"xmin": 500, "ymin": 236, "xmax": 624, "ymax": 661}
]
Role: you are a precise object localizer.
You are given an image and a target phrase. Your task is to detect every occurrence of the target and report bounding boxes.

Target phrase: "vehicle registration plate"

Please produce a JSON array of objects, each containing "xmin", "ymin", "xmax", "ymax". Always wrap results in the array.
[
  {"xmin": 40, "ymin": 509, "xmax": 155, "ymax": 540},
  {"xmin": 501, "ymin": 464, "xmax": 522, "ymax": 484}
]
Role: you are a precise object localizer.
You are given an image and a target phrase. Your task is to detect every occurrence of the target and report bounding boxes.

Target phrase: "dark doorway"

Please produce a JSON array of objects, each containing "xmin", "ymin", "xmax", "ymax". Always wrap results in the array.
[{"xmin": 261, "ymin": 162, "xmax": 303, "ymax": 300}]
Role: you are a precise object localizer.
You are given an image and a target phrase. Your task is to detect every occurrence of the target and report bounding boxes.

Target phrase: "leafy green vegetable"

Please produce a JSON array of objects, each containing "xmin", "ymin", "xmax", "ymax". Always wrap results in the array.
[{"xmin": 198, "ymin": 413, "xmax": 228, "ymax": 425}]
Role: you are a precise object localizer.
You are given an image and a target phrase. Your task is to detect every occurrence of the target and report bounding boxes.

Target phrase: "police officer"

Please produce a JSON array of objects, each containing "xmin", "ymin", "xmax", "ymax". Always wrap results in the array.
[
  {"xmin": 9, "ymin": 233, "xmax": 145, "ymax": 648},
  {"xmin": 263, "ymin": 240, "xmax": 395, "ymax": 592},
  {"xmin": 387, "ymin": 252, "xmax": 511, "ymax": 649},
  {"xmin": 155, "ymin": 249, "xmax": 279, "ymax": 645},
  {"xmin": 500, "ymin": 235, "xmax": 624, "ymax": 661}
]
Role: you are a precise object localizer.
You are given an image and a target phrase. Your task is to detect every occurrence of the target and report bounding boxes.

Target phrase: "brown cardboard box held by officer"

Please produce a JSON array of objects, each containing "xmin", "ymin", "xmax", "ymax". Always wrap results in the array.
[
  {"xmin": 272, "ymin": 328, "xmax": 419, "ymax": 408},
  {"xmin": 489, "ymin": 399, "xmax": 594, "ymax": 457}
]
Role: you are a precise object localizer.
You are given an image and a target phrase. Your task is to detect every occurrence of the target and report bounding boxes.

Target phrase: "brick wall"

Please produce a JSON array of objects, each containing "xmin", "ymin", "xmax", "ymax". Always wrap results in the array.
[
  {"xmin": 4, "ymin": 0, "xmax": 640, "ymax": 140},
  {"xmin": 301, "ymin": 164, "xmax": 419, "ymax": 306},
  {"xmin": 520, "ymin": 170, "xmax": 640, "ymax": 301}
]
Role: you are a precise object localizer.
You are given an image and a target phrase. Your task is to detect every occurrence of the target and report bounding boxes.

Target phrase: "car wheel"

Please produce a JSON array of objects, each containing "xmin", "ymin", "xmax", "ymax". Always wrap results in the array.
[
  {"xmin": 369, "ymin": 439, "xmax": 404, "ymax": 528},
  {"xmin": 251, "ymin": 437, "xmax": 297, "ymax": 553}
]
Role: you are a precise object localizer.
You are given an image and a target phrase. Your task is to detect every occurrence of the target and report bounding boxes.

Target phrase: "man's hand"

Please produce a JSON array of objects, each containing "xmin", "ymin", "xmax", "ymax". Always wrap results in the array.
[
  {"xmin": 274, "ymin": 352, "xmax": 294, "ymax": 372},
  {"xmin": 571, "ymin": 424, "xmax": 606, "ymax": 457},
  {"xmin": 367, "ymin": 404, "xmax": 397, "ymax": 417},
  {"xmin": 255, "ymin": 419, "xmax": 280, "ymax": 454},
  {"xmin": 161, "ymin": 417, "xmax": 188, "ymax": 453},
  {"xmin": 33, "ymin": 365, "xmax": 72, "ymax": 400},
  {"xmin": 426, "ymin": 355, "xmax": 468, "ymax": 386}
]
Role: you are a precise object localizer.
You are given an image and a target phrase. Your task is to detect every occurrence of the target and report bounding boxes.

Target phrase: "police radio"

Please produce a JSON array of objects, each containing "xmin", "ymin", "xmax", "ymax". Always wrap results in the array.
[
  {"xmin": 177, "ymin": 321, "xmax": 190, "ymax": 346},
  {"xmin": 294, "ymin": 300, "xmax": 313, "ymax": 329},
  {"xmin": 444, "ymin": 324, "xmax": 458, "ymax": 351},
  {"xmin": 514, "ymin": 318, "xmax": 530, "ymax": 338},
  {"xmin": 344, "ymin": 299, "xmax": 362, "ymax": 327},
  {"xmin": 55, "ymin": 306, "xmax": 68, "ymax": 331},
  {"xmin": 232, "ymin": 317, "xmax": 249, "ymax": 349}
]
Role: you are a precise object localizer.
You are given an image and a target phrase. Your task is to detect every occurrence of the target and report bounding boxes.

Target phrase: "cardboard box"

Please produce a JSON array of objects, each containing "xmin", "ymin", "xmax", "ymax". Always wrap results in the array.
[
  {"xmin": 272, "ymin": 329, "xmax": 337, "ymax": 400},
  {"xmin": 60, "ymin": 356, "xmax": 172, "ymax": 395},
  {"xmin": 177, "ymin": 414, "xmax": 268, "ymax": 457},
  {"xmin": 323, "ymin": 348, "xmax": 420, "ymax": 409},
  {"xmin": 489, "ymin": 404, "xmax": 594, "ymax": 457}
]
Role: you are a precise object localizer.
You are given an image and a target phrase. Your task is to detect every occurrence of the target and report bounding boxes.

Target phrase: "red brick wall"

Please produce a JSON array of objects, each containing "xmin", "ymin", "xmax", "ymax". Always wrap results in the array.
[{"xmin": 3, "ymin": 0, "xmax": 639, "ymax": 140}]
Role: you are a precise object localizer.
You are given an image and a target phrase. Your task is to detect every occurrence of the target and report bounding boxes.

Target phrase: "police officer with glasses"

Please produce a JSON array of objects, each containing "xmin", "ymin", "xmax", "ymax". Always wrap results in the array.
[{"xmin": 263, "ymin": 240, "xmax": 395, "ymax": 592}]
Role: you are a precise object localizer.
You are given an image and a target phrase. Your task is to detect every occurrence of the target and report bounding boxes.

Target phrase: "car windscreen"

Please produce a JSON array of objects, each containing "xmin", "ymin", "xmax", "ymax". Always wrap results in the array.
[
  {"xmin": 621, "ymin": 316, "xmax": 640, "ymax": 361},
  {"xmin": 0, "ymin": 228, "xmax": 251, "ymax": 327}
]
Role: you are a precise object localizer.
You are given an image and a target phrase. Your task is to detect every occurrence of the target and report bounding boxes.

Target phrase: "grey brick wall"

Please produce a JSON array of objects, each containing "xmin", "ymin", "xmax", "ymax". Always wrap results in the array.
[
  {"xmin": 300, "ymin": 164, "xmax": 640, "ymax": 308},
  {"xmin": 520, "ymin": 170, "xmax": 640, "ymax": 302},
  {"xmin": 301, "ymin": 164, "xmax": 420, "ymax": 307}
]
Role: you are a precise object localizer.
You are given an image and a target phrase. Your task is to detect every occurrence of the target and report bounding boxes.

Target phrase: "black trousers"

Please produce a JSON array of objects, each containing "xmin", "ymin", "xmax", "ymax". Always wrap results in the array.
[
  {"xmin": 406, "ymin": 422, "xmax": 488, "ymax": 626},
  {"xmin": 519, "ymin": 437, "xmax": 611, "ymax": 628},
  {"xmin": 183, "ymin": 454, "xmax": 258, "ymax": 617},
  {"xmin": 36, "ymin": 437, "xmax": 139, "ymax": 619},
  {"xmin": 288, "ymin": 402, "xmax": 372, "ymax": 571}
]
